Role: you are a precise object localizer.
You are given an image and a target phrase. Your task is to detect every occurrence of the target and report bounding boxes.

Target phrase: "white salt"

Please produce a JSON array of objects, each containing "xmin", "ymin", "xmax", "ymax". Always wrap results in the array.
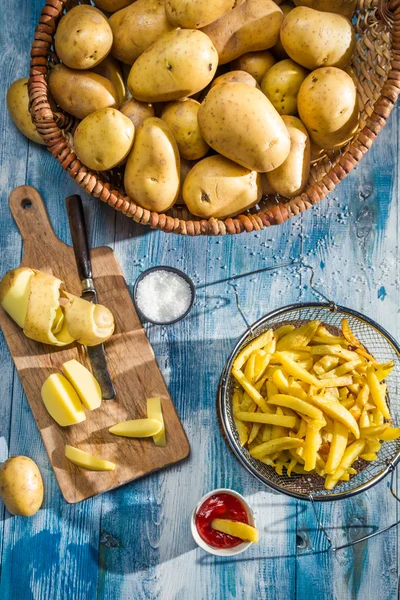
[{"xmin": 135, "ymin": 269, "xmax": 193, "ymax": 323}]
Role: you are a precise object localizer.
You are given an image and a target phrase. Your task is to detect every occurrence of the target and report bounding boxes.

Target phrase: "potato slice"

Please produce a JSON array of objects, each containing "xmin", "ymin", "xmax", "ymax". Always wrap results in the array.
[
  {"xmin": 109, "ymin": 418, "xmax": 162, "ymax": 438},
  {"xmin": 276, "ymin": 320, "xmax": 320, "ymax": 350},
  {"xmin": 65, "ymin": 445, "xmax": 115, "ymax": 471},
  {"xmin": 61, "ymin": 291, "xmax": 114, "ymax": 346},
  {"xmin": 41, "ymin": 373, "xmax": 86, "ymax": 426},
  {"xmin": 0, "ymin": 267, "xmax": 34, "ymax": 327},
  {"xmin": 235, "ymin": 411, "xmax": 296, "ymax": 428},
  {"xmin": 62, "ymin": 359, "xmax": 102, "ymax": 411},
  {"xmin": 366, "ymin": 367, "xmax": 390, "ymax": 420},
  {"xmin": 268, "ymin": 394, "xmax": 324, "ymax": 420},
  {"xmin": 249, "ymin": 437, "xmax": 303, "ymax": 459},
  {"xmin": 325, "ymin": 421, "xmax": 348, "ymax": 474},
  {"xmin": 211, "ymin": 519, "xmax": 259, "ymax": 543},
  {"xmin": 147, "ymin": 397, "xmax": 166, "ymax": 447},
  {"xmin": 309, "ymin": 395, "xmax": 360, "ymax": 439}
]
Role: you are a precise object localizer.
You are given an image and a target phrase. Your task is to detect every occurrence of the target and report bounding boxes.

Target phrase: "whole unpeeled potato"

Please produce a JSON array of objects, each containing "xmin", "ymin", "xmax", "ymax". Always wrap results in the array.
[
  {"xmin": 166, "ymin": 0, "xmax": 241, "ymax": 28},
  {"xmin": 119, "ymin": 99, "xmax": 155, "ymax": 130},
  {"xmin": 0, "ymin": 456, "xmax": 44, "ymax": 516},
  {"xmin": 161, "ymin": 99, "xmax": 209, "ymax": 160},
  {"xmin": 74, "ymin": 107, "xmax": 135, "ymax": 171},
  {"xmin": 7, "ymin": 78, "xmax": 45, "ymax": 145},
  {"xmin": 183, "ymin": 155, "xmax": 262, "ymax": 218},
  {"xmin": 124, "ymin": 118, "xmax": 180, "ymax": 211},
  {"xmin": 266, "ymin": 115, "xmax": 310, "ymax": 197},
  {"xmin": 92, "ymin": 55, "xmax": 126, "ymax": 104},
  {"xmin": 231, "ymin": 50, "xmax": 276, "ymax": 84},
  {"xmin": 48, "ymin": 64, "xmax": 118, "ymax": 120},
  {"xmin": 109, "ymin": 0, "xmax": 174, "ymax": 65},
  {"xmin": 210, "ymin": 70, "xmax": 259, "ymax": 88},
  {"xmin": 128, "ymin": 29, "xmax": 218, "ymax": 102},
  {"xmin": 280, "ymin": 7, "xmax": 355, "ymax": 70},
  {"xmin": 293, "ymin": 0, "xmax": 356, "ymax": 19},
  {"xmin": 201, "ymin": 0, "xmax": 284, "ymax": 65},
  {"xmin": 261, "ymin": 59, "xmax": 309, "ymax": 115},
  {"xmin": 93, "ymin": 0, "xmax": 135, "ymax": 11},
  {"xmin": 298, "ymin": 67, "xmax": 359, "ymax": 150},
  {"xmin": 55, "ymin": 5, "xmax": 113, "ymax": 70},
  {"xmin": 198, "ymin": 82, "xmax": 290, "ymax": 172}
]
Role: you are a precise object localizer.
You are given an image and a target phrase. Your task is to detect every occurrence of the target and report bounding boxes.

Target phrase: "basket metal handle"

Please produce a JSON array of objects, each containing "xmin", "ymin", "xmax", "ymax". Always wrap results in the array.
[{"xmin": 309, "ymin": 465, "xmax": 400, "ymax": 552}]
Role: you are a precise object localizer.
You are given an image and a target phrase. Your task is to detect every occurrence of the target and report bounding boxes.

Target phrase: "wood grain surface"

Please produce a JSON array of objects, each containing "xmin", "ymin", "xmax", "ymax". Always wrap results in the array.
[
  {"xmin": 0, "ymin": 2, "xmax": 399, "ymax": 599},
  {"xmin": 0, "ymin": 186, "xmax": 189, "ymax": 503}
]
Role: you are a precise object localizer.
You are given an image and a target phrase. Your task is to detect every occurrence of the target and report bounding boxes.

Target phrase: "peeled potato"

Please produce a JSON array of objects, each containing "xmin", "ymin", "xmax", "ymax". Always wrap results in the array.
[
  {"xmin": 61, "ymin": 292, "xmax": 115, "ymax": 346},
  {"xmin": 109, "ymin": 419, "xmax": 162, "ymax": 437},
  {"xmin": 62, "ymin": 359, "xmax": 102, "ymax": 411},
  {"xmin": 65, "ymin": 446, "xmax": 115, "ymax": 471},
  {"xmin": 41, "ymin": 373, "xmax": 86, "ymax": 427}
]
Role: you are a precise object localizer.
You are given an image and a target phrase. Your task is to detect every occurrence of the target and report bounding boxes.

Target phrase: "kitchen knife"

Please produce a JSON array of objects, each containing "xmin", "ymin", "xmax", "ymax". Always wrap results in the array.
[{"xmin": 66, "ymin": 194, "xmax": 116, "ymax": 400}]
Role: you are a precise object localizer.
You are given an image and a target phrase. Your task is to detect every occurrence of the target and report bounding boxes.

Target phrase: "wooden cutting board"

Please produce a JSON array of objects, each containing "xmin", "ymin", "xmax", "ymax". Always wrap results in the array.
[{"xmin": 0, "ymin": 186, "xmax": 190, "ymax": 503}]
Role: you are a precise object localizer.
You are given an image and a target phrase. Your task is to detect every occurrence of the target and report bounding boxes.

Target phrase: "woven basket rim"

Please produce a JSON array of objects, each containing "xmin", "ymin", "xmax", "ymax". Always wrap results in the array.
[{"xmin": 28, "ymin": 0, "xmax": 400, "ymax": 236}]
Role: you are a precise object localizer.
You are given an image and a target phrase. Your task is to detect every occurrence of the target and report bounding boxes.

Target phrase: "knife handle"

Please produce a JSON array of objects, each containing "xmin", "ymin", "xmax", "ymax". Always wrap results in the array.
[{"xmin": 66, "ymin": 195, "xmax": 92, "ymax": 282}]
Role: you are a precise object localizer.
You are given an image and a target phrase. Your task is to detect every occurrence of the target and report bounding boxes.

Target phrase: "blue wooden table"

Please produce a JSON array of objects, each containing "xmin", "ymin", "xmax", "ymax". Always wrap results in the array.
[{"xmin": 1, "ymin": 4, "xmax": 399, "ymax": 600}]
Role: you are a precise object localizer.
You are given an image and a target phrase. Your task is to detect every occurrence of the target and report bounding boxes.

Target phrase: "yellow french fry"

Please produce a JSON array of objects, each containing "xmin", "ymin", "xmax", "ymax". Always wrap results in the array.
[
  {"xmin": 309, "ymin": 345, "xmax": 360, "ymax": 362},
  {"xmin": 274, "ymin": 352, "xmax": 320, "ymax": 386},
  {"xmin": 271, "ymin": 406, "xmax": 287, "ymax": 439},
  {"xmin": 348, "ymin": 383, "xmax": 361, "ymax": 395},
  {"xmin": 339, "ymin": 387, "xmax": 348, "ymax": 401},
  {"xmin": 366, "ymin": 367, "xmax": 390, "ymax": 420},
  {"xmin": 366, "ymin": 438, "xmax": 381, "ymax": 452},
  {"xmin": 286, "ymin": 386, "xmax": 308, "ymax": 401},
  {"xmin": 271, "ymin": 350, "xmax": 311, "ymax": 363},
  {"xmin": 349, "ymin": 404, "xmax": 362, "ymax": 421},
  {"xmin": 235, "ymin": 411, "xmax": 296, "ymax": 428},
  {"xmin": 232, "ymin": 390, "xmax": 242, "ymax": 416},
  {"xmin": 309, "ymin": 395, "xmax": 360, "ymax": 439},
  {"xmin": 379, "ymin": 427, "xmax": 400, "ymax": 442},
  {"xmin": 317, "ymin": 376, "xmax": 353, "ymax": 388},
  {"xmin": 211, "ymin": 519, "xmax": 259, "ymax": 543},
  {"xmin": 313, "ymin": 355, "xmax": 340, "ymax": 376},
  {"xmin": 240, "ymin": 391, "xmax": 257, "ymax": 412},
  {"xmin": 325, "ymin": 439, "xmax": 366, "ymax": 490},
  {"xmin": 339, "ymin": 473, "xmax": 350, "ymax": 481},
  {"xmin": 375, "ymin": 361, "xmax": 394, "ymax": 382},
  {"xmin": 261, "ymin": 424, "xmax": 273, "ymax": 442},
  {"xmin": 355, "ymin": 385, "xmax": 369, "ymax": 409},
  {"xmin": 274, "ymin": 324, "xmax": 295, "ymax": 340},
  {"xmin": 234, "ymin": 418, "xmax": 249, "ymax": 447},
  {"xmin": 359, "ymin": 408, "xmax": 370, "ymax": 428},
  {"xmin": 303, "ymin": 425, "xmax": 322, "ymax": 471},
  {"xmin": 296, "ymin": 418, "xmax": 308, "ymax": 439},
  {"xmin": 360, "ymin": 453, "xmax": 377, "ymax": 461},
  {"xmin": 268, "ymin": 394, "xmax": 324, "ymax": 420},
  {"xmin": 341, "ymin": 397, "xmax": 355, "ymax": 410},
  {"xmin": 266, "ymin": 381, "xmax": 279, "ymax": 399},
  {"xmin": 258, "ymin": 456, "xmax": 276, "ymax": 466},
  {"xmin": 253, "ymin": 349, "xmax": 271, "ymax": 382},
  {"xmin": 325, "ymin": 421, "xmax": 348, "ymax": 474},
  {"xmin": 324, "ymin": 359, "xmax": 363, "ymax": 378},
  {"xmin": 286, "ymin": 457, "xmax": 297, "ymax": 476},
  {"xmin": 233, "ymin": 329, "xmax": 274, "ymax": 370},
  {"xmin": 372, "ymin": 408, "xmax": 385, "ymax": 425},
  {"xmin": 231, "ymin": 369, "xmax": 270, "ymax": 413},
  {"xmin": 360, "ymin": 423, "xmax": 391, "ymax": 438},
  {"xmin": 312, "ymin": 335, "xmax": 347, "ymax": 345},
  {"xmin": 249, "ymin": 437, "xmax": 303, "ymax": 459},
  {"xmin": 277, "ymin": 320, "xmax": 321, "ymax": 351},
  {"xmin": 244, "ymin": 353, "xmax": 257, "ymax": 383},
  {"xmin": 272, "ymin": 369, "xmax": 290, "ymax": 393}
]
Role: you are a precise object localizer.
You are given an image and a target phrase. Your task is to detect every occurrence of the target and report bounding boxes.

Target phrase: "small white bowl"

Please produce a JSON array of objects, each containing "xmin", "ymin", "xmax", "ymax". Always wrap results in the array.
[{"xmin": 191, "ymin": 488, "xmax": 256, "ymax": 556}]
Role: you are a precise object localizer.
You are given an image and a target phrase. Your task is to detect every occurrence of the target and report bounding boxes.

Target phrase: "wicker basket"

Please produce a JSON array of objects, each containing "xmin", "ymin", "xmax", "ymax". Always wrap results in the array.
[{"xmin": 29, "ymin": 0, "xmax": 400, "ymax": 236}]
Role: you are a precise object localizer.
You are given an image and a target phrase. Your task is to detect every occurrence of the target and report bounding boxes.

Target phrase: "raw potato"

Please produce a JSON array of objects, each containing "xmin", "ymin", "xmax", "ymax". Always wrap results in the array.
[
  {"xmin": 119, "ymin": 99, "xmax": 155, "ymax": 130},
  {"xmin": 0, "ymin": 267, "xmax": 34, "ymax": 328},
  {"xmin": 183, "ymin": 155, "xmax": 262, "ymax": 218},
  {"xmin": 198, "ymin": 82, "xmax": 290, "ymax": 172},
  {"xmin": 7, "ymin": 79, "xmax": 46, "ymax": 145},
  {"xmin": 62, "ymin": 359, "xmax": 102, "ymax": 411},
  {"xmin": 293, "ymin": 0, "xmax": 356, "ymax": 19},
  {"xmin": 55, "ymin": 5, "xmax": 113, "ymax": 70},
  {"xmin": 271, "ymin": 3, "xmax": 294, "ymax": 60},
  {"xmin": 124, "ymin": 117, "xmax": 180, "ymax": 211},
  {"xmin": 210, "ymin": 70, "xmax": 259, "ymax": 89},
  {"xmin": 0, "ymin": 457, "xmax": 44, "ymax": 517},
  {"xmin": 128, "ymin": 29, "xmax": 218, "ymax": 102},
  {"xmin": 280, "ymin": 7, "xmax": 355, "ymax": 70},
  {"xmin": 0, "ymin": 268, "xmax": 115, "ymax": 347},
  {"xmin": 109, "ymin": 0, "xmax": 174, "ymax": 65},
  {"xmin": 266, "ymin": 116, "xmax": 310, "ymax": 197},
  {"xmin": 41, "ymin": 373, "xmax": 86, "ymax": 427},
  {"xmin": 93, "ymin": 0, "xmax": 135, "ymax": 11},
  {"xmin": 261, "ymin": 59, "xmax": 309, "ymax": 115},
  {"xmin": 109, "ymin": 419, "xmax": 163, "ymax": 437},
  {"xmin": 201, "ymin": 0, "xmax": 284, "ymax": 65},
  {"xmin": 65, "ymin": 446, "xmax": 115, "ymax": 471},
  {"xmin": 161, "ymin": 99, "xmax": 209, "ymax": 160},
  {"xmin": 48, "ymin": 64, "xmax": 118, "ymax": 120},
  {"xmin": 92, "ymin": 55, "xmax": 126, "ymax": 104},
  {"xmin": 61, "ymin": 291, "xmax": 115, "ymax": 346},
  {"xmin": 298, "ymin": 67, "xmax": 359, "ymax": 149},
  {"xmin": 147, "ymin": 397, "xmax": 166, "ymax": 446},
  {"xmin": 231, "ymin": 51, "xmax": 276, "ymax": 84},
  {"xmin": 165, "ymin": 0, "xmax": 240, "ymax": 28},
  {"xmin": 73, "ymin": 107, "xmax": 135, "ymax": 171}
]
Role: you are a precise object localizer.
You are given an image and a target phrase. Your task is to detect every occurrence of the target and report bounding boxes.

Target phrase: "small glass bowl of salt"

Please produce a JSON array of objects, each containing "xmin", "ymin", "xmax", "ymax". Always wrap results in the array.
[{"xmin": 133, "ymin": 266, "xmax": 195, "ymax": 325}]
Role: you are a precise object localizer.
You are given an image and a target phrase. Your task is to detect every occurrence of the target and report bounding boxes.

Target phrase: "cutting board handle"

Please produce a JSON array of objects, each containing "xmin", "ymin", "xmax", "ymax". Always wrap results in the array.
[{"xmin": 9, "ymin": 186, "xmax": 63, "ymax": 251}]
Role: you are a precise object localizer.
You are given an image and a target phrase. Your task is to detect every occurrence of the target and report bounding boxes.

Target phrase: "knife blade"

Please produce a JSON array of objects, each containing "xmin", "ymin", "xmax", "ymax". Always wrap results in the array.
[{"xmin": 66, "ymin": 194, "xmax": 116, "ymax": 400}]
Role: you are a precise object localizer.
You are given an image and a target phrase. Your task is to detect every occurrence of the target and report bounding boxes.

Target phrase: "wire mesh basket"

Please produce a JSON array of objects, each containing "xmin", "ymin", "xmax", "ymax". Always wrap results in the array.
[{"xmin": 217, "ymin": 302, "xmax": 400, "ymax": 502}]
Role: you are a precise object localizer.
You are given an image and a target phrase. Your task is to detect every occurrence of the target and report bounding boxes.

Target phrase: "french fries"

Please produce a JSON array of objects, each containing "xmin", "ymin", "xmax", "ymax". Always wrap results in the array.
[{"xmin": 231, "ymin": 320, "xmax": 396, "ymax": 490}]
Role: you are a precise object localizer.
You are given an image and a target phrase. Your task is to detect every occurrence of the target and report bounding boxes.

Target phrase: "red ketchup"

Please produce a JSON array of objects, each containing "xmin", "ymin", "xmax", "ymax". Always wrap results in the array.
[{"xmin": 195, "ymin": 493, "xmax": 249, "ymax": 549}]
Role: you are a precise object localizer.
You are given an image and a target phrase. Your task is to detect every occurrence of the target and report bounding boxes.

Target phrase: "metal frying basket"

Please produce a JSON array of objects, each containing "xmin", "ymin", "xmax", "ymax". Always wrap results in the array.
[{"xmin": 217, "ymin": 302, "xmax": 400, "ymax": 503}]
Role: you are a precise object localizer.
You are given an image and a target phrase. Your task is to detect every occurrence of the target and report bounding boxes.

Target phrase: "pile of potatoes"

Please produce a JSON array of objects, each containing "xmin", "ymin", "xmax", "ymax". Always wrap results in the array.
[{"xmin": 8, "ymin": 0, "xmax": 359, "ymax": 219}]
